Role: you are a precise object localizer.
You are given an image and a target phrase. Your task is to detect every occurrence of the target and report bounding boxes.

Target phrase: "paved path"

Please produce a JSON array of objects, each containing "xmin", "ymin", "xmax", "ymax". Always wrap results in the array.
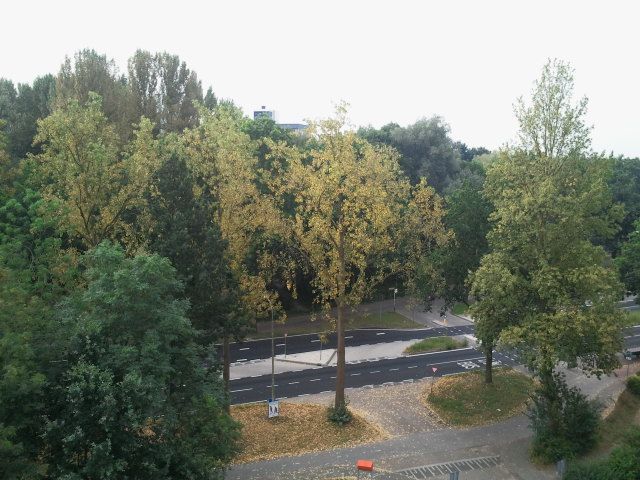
[{"xmin": 227, "ymin": 350, "xmax": 640, "ymax": 480}]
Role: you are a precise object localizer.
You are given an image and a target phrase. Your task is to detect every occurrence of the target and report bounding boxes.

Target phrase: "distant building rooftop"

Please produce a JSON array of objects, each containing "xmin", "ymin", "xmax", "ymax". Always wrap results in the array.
[{"xmin": 253, "ymin": 105, "xmax": 307, "ymax": 132}]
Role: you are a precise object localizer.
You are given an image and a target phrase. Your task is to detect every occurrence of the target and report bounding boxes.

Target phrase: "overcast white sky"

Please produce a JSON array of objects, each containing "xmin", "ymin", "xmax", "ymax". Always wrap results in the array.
[{"xmin": 3, "ymin": 0, "xmax": 639, "ymax": 156}]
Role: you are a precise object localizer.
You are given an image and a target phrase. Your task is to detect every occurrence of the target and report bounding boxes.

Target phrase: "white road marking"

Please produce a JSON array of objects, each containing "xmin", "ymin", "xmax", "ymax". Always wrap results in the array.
[
  {"xmin": 276, "ymin": 343, "xmax": 285, "ymax": 346},
  {"xmin": 330, "ymin": 376, "xmax": 336, "ymax": 379},
  {"xmin": 311, "ymin": 339, "xmax": 320, "ymax": 343},
  {"xmin": 370, "ymin": 370, "xmax": 381, "ymax": 373},
  {"xmin": 351, "ymin": 373, "xmax": 361, "ymax": 376},
  {"xmin": 310, "ymin": 378, "xmax": 321, "ymax": 382},
  {"xmin": 345, "ymin": 335, "xmax": 354, "ymax": 339},
  {"xmin": 239, "ymin": 347, "xmax": 250, "ymax": 351},
  {"xmin": 408, "ymin": 365, "xmax": 418, "ymax": 369},
  {"xmin": 289, "ymin": 381, "xmax": 300, "ymax": 385},
  {"xmin": 389, "ymin": 368, "xmax": 399, "ymax": 371},
  {"xmin": 236, "ymin": 359, "xmax": 247, "ymax": 362},
  {"xmin": 376, "ymin": 332, "xmax": 386, "ymax": 336},
  {"xmin": 266, "ymin": 385, "xmax": 279, "ymax": 388},
  {"xmin": 230, "ymin": 388, "xmax": 252, "ymax": 393}
]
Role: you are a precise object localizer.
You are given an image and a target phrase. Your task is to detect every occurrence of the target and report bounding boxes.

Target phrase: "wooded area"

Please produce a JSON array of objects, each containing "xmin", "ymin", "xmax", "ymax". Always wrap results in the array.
[{"xmin": 1, "ymin": 51, "xmax": 639, "ymax": 478}]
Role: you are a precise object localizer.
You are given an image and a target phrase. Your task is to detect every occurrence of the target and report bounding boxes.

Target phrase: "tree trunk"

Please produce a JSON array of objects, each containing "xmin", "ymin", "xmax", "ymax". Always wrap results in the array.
[
  {"xmin": 335, "ymin": 230, "xmax": 347, "ymax": 409},
  {"xmin": 335, "ymin": 302, "xmax": 346, "ymax": 409},
  {"xmin": 223, "ymin": 335, "xmax": 231, "ymax": 412},
  {"xmin": 484, "ymin": 344, "xmax": 493, "ymax": 384}
]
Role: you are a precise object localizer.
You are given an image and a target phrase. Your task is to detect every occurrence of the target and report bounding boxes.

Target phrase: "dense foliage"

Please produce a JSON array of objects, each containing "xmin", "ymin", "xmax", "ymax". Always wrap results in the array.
[
  {"xmin": 0, "ymin": 50, "xmax": 637, "ymax": 475},
  {"xmin": 528, "ymin": 372, "xmax": 600, "ymax": 463},
  {"xmin": 563, "ymin": 428, "xmax": 640, "ymax": 480}
]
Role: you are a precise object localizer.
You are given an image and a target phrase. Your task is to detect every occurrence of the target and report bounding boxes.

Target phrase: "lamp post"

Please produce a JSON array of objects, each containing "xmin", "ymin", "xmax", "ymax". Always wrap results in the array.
[
  {"xmin": 389, "ymin": 287, "xmax": 398, "ymax": 312},
  {"xmin": 270, "ymin": 305, "xmax": 275, "ymax": 401}
]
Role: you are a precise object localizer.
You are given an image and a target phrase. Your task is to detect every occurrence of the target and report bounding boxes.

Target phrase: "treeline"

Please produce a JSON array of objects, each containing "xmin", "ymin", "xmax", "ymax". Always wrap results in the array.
[{"xmin": 1, "ymin": 51, "xmax": 640, "ymax": 478}]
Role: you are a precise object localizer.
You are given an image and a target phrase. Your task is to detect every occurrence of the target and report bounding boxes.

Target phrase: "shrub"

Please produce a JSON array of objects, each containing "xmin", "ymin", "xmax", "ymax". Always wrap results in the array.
[
  {"xmin": 627, "ymin": 375, "xmax": 640, "ymax": 396},
  {"xmin": 327, "ymin": 399, "xmax": 352, "ymax": 426},
  {"xmin": 563, "ymin": 427, "xmax": 640, "ymax": 479},
  {"xmin": 528, "ymin": 372, "xmax": 600, "ymax": 463}
]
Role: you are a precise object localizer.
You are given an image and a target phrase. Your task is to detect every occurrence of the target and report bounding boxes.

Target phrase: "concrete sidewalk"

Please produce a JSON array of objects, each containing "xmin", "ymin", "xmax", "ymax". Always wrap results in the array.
[{"xmin": 230, "ymin": 333, "xmax": 475, "ymax": 380}]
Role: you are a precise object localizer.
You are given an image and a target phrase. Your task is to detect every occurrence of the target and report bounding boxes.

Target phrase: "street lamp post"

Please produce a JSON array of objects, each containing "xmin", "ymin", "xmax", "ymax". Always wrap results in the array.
[
  {"xmin": 389, "ymin": 287, "xmax": 398, "ymax": 312},
  {"xmin": 270, "ymin": 306, "xmax": 275, "ymax": 401}
]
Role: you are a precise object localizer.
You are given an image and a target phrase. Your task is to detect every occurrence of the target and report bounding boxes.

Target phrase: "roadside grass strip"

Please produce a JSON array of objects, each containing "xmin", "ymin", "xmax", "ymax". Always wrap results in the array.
[
  {"xmin": 451, "ymin": 302, "xmax": 469, "ymax": 315},
  {"xmin": 230, "ymin": 402, "xmax": 388, "ymax": 463},
  {"xmin": 404, "ymin": 336, "xmax": 468, "ymax": 355},
  {"xmin": 249, "ymin": 311, "xmax": 421, "ymax": 339},
  {"xmin": 591, "ymin": 386, "xmax": 640, "ymax": 456},
  {"xmin": 347, "ymin": 311, "xmax": 422, "ymax": 329},
  {"xmin": 425, "ymin": 368, "xmax": 534, "ymax": 427}
]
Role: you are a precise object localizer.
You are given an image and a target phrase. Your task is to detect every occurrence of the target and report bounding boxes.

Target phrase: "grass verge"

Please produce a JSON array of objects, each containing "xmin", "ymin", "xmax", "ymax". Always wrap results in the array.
[
  {"xmin": 623, "ymin": 309, "xmax": 640, "ymax": 327},
  {"xmin": 250, "ymin": 311, "xmax": 421, "ymax": 339},
  {"xmin": 347, "ymin": 311, "xmax": 422, "ymax": 329},
  {"xmin": 592, "ymin": 387, "xmax": 640, "ymax": 456},
  {"xmin": 425, "ymin": 368, "xmax": 534, "ymax": 427},
  {"xmin": 231, "ymin": 402, "xmax": 387, "ymax": 463},
  {"xmin": 451, "ymin": 302, "xmax": 468, "ymax": 315},
  {"xmin": 404, "ymin": 336, "xmax": 467, "ymax": 354}
]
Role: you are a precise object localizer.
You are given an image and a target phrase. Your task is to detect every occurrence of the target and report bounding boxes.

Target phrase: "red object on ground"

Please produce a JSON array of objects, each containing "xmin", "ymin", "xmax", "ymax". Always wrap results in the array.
[{"xmin": 356, "ymin": 460, "xmax": 374, "ymax": 471}]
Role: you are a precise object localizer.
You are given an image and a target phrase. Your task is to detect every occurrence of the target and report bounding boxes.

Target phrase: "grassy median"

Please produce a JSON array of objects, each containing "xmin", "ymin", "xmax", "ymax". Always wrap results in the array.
[
  {"xmin": 404, "ymin": 336, "xmax": 467, "ymax": 354},
  {"xmin": 425, "ymin": 368, "xmax": 534, "ymax": 427}
]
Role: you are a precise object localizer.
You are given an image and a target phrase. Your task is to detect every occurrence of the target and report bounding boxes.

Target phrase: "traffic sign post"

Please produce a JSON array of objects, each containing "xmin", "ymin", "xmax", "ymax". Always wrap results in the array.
[
  {"xmin": 624, "ymin": 350, "xmax": 632, "ymax": 377},
  {"xmin": 430, "ymin": 367, "xmax": 438, "ymax": 395}
]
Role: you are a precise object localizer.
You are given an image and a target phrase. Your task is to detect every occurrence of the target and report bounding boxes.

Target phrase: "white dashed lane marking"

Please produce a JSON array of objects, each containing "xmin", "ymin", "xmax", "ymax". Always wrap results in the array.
[
  {"xmin": 239, "ymin": 347, "xmax": 250, "ymax": 351},
  {"xmin": 231, "ymin": 388, "xmax": 252, "ymax": 393}
]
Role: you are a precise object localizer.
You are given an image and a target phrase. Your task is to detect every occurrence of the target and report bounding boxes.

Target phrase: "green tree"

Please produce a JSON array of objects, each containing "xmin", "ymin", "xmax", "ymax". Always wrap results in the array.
[
  {"xmin": 616, "ymin": 220, "xmax": 640, "ymax": 294},
  {"xmin": 608, "ymin": 156, "xmax": 640, "ymax": 254},
  {"xmin": 358, "ymin": 117, "xmax": 461, "ymax": 192},
  {"xmin": 0, "ymin": 76, "xmax": 55, "ymax": 162},
  {"xmin": 56, "ymin": 49, "xmax": 135, "ymax": 142},
  {"xmin": 470, "ymin": 59, "xmax": 623, "ymax": 384},
  {"xmin": 528, "ymin": 372, "xmax": 600, "ymax": 462},
  {"xmin": 128, "ymin": 50, "xmax": 205, "ymax": 134},
  {"xmin": 437, "ymin": 161, "xmax": 492, "ymax": 309},
  {"xmin": 0, "ymin": 184, "xmax": 78, "ymax": 478},
  {"xmin": 146, "ymin": 145, "xmax": 245, "ymax": 344},
  {"xmin": 44, "ymin": 242, "xmax": 239, "ymax": 479},
  {"xmin": 514, "ymin": 58, "xmax": 591, "ymax": 159}
]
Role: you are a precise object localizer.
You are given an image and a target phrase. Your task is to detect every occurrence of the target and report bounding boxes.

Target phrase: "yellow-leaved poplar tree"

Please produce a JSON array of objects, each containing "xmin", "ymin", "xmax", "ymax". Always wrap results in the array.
[
  {"xmin": 33, "ymin": 93, "xmax": 159, "ymax": 250},
  {"xmin": 184, "ymin": 104, "xmax": 292, "ymax": 392},
  {"xmin": 285, "ymin": 106, "xmax": 451, "ymax": 410}
]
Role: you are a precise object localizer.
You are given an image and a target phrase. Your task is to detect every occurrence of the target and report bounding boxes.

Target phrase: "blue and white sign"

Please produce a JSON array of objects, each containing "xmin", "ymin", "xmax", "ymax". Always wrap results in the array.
[{"xmin": 268, "ymin": 399, "xmax": 279, "ymax": 418}]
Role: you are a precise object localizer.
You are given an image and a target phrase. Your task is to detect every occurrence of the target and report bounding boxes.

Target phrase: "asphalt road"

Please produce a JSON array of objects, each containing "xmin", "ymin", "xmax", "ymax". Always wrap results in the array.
[
  {"xmin": 229, "ymin": 347, "xmax": 518, "ymax": 404},
  {"xmin": 229, "ymin": 324, "xmax": 640, "ymax": 405},
  {"xmin": 226, "ymin": 325, "xmax": 475, "ymax": 363}
]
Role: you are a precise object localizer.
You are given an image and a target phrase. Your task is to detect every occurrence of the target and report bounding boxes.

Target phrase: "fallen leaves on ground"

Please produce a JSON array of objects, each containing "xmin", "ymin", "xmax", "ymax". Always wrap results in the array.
[{"xmin": 231, "ymin": 402, "xmax": 388, "ymax": 463}]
